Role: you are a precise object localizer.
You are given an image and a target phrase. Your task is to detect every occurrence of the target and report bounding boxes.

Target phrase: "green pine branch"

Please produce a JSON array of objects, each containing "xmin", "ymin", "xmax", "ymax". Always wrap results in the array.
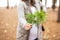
[{"xmin": 25, "ymin": 10, "xmax": 47, "ymax": 24}]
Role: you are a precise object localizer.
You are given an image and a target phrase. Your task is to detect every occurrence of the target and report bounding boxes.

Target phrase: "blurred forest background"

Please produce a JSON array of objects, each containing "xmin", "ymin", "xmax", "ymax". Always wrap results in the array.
[{"xmin": 0, "ymin": 0, "xmax": 60, "ymax": 40}]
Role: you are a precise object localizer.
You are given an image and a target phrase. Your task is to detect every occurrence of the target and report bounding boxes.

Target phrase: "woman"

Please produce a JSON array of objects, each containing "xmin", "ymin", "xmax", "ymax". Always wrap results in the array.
[
  {"xmin": 28, "ymin": 0, "xmax": 46, "ymax": 40},
  {"xmin": 17, "ymin": 0, "xmax": 32, "ymax": 40},
  {"xmin": 28, "ymin": 0, "xmax": 38, "ymax": 40},
  {"xmin": 17, "ymin": 0, "xmax": 43, "ymax": 40}
]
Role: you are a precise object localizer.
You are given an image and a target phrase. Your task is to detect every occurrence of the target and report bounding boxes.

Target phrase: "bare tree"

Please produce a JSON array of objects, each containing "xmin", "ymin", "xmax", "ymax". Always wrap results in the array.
[
  {"xmin": 7, "ymin": 0, "xmax": 9, "ymax": 9},
  {"xmin": 52, "ymin": 0, "xmax": 57, "ymax": 11},
  {"xmin": 45, "ymin": 0, "xmax": 47, "ymax": 6},
  {"xmin": 57, "ymin": 0, "xmax": 60, "ymax": 22}
]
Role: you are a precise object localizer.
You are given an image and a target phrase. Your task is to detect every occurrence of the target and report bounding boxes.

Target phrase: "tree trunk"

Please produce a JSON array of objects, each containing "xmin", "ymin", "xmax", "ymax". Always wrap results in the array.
[
  {"xmin": 45, "ymin": 0, "xmax": 47, "ymax": 6},
  {"xmin": 57, "ymin": 1, "xmax": 60, "ymax": 22},
  {"xmin": 7, "ymin": 0, "xmax": 9, "ymax": 9},
  {"xmin": 52, "ymin": 0, "xmax": 57, "ymax": 10}
]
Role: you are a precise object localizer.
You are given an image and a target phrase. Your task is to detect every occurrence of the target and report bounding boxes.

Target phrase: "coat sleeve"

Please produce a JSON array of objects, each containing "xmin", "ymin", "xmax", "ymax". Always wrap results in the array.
[{"xmin": 17, "ymin": 3, "xmax": 27, "ymax": 29}]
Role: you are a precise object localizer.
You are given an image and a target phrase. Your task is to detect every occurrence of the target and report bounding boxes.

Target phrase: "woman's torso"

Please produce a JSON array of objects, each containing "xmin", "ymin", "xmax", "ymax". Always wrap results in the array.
[{"xmin": 29, "ymin": 6, "xmax": 38, "ymax": 40}]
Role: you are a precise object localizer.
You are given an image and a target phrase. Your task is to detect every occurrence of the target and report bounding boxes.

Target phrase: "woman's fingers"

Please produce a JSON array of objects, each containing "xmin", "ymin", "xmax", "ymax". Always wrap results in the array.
[{"xmin": 24, "ymin": 24, "xmax": 32, "ymax": 30}]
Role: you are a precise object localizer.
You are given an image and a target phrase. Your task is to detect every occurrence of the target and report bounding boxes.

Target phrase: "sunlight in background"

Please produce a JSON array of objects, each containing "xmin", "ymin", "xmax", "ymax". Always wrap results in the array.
[
  {"xmin": 0, "ymin": 0, "xmax": 7, "ymax": 7},
  {"xmin": 0, "ymin": 0, "xmax": 59, "ymax": 7},
  {"xmin": 0, "ymin": 0, "xmax": 20, "ymax": 7},
  {"xmin": 9, "ymin": 0, "xmax": 20, "ymax": 7}
]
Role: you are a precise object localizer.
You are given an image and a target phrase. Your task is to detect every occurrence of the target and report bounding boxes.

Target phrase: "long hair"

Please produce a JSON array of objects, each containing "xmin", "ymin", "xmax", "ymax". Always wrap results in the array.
[
  {"xmin": 30, "ymin": 0, "xmax": 35, "ymax": 6},
  {"xmin": 22, "ymin": 0, "xmax": 28, "ymax": 2}
]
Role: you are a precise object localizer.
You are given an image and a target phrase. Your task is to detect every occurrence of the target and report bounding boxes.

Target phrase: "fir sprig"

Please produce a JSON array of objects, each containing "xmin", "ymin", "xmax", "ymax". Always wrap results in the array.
[{"xmin": 25, "ymin": 10, "xmax": 47, "ymax": 24}]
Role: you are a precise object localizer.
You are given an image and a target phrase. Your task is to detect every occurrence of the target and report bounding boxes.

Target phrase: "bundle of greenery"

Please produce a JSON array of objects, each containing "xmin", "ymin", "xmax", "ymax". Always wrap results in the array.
[{"xmin": 25, "ymin": 10, "xmax": 47, "ymax": 24}]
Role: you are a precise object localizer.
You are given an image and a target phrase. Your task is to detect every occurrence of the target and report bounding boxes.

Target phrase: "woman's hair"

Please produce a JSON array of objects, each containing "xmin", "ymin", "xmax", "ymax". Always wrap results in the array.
[
  {"xmin": 22, "ymin": 0, "xmax": 35, "ymax": 6},
  {"xmin": 22, "ymin": 0, "xmax": 27, "ymax": 1},
  {"xmin": 30, "ymin": 0, "xmax": 35, "ymax": 6}
]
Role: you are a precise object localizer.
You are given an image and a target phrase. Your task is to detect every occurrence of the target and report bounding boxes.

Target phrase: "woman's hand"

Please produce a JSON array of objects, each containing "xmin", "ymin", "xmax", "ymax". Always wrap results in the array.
[{"xmin": 24, "ymin": 23, "xmax": 32, "ymax": 30}]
